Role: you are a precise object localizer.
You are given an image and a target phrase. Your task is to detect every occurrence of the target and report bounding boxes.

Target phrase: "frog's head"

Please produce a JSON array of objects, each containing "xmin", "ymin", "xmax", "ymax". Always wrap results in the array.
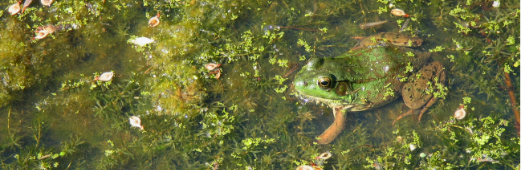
[{"xmin": 293, "ymin": 58, "xmax": 354, "ymax": 107}]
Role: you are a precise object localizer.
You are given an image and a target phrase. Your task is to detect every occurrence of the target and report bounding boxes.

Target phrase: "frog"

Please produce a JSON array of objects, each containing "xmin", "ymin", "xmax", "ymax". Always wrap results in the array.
[{"xmin": 293, "ymin": 34, "xmax": 445, "ymax": 144}]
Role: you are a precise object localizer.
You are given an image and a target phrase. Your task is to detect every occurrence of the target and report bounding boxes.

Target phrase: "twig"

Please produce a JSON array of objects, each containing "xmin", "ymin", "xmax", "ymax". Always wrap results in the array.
[
  {"xmin": 399, "ymin": 18, "xmax": 410, "ymax": 32},
  {"xmin": 283, "ymin": 64, "xmax": 299, "ymax": 78},
  {"xmin": 279, "ymin": 26, "xmax": 323, "ymax": 32},
  {"xmin": 503, "ymin": 71, "xmax": 520, "ymax": 133},
  {"xmin": 8, "ymin": 109, "xmax": 11, "ymax": 131}
]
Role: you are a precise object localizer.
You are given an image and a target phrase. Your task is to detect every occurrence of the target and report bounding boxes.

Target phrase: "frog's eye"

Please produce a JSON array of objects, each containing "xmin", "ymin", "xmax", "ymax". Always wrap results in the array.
[{"xmin": 318, "ymin": 77, "xmax": 332, "ymax": 88}]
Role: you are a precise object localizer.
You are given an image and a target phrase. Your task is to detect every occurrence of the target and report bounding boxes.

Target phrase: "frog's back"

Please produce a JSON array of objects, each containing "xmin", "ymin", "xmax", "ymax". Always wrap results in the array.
[{"xmin": 324, "ymin": 46, "xmax": 430, "ymax": 82}]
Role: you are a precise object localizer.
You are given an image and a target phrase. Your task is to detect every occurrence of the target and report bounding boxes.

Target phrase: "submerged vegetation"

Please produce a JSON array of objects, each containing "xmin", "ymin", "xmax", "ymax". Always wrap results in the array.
[{"xmin": 0, "ymin": 0, "xmax": 518, "ymax": 169}]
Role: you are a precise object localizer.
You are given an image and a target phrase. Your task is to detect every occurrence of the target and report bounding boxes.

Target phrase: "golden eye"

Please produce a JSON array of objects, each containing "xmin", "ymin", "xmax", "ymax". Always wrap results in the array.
[{"xmin": 318, "ymin": 77, "xmax": 332, "ymax": 88}]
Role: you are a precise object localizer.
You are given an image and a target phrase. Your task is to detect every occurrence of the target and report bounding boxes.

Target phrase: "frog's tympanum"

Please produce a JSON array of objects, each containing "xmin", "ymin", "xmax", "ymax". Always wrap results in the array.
[{"xmin": 293, "ymin": 33, "xmax": 445, "ymax": 144}]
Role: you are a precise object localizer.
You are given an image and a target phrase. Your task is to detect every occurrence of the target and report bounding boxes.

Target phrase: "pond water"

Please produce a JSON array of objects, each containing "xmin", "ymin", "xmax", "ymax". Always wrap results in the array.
[{"xmin": 0, "ymin": 0, "xmax": 519, "ymax": 169}]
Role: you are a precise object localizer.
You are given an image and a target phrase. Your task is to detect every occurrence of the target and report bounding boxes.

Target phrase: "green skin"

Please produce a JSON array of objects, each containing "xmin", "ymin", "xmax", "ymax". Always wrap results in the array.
[{"xmin": 293, "ymin": 46, "xmax": 430, "ymax": 144}]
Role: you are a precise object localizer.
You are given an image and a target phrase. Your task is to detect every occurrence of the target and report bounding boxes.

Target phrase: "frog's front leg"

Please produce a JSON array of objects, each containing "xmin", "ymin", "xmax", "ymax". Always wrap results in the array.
[
  {"xmin": 317, "ymin": 106, "xmax": 347, "ymax": 144},
  {"xmin": 394, "ymin": 61, "xmax": 446, "ymax": 124}
]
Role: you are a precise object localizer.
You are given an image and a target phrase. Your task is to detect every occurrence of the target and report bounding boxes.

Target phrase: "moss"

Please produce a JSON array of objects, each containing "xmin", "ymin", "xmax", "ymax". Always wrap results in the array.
[{"xmin": 0, "ymin": 20, "xmax": 31, "ymax": 106}]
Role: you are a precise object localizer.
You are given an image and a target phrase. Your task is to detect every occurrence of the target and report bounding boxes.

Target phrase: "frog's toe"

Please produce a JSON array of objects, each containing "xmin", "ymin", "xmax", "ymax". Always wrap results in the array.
[
  {"xmin": 393, "ymin": 109, "xmax": 415, "ymax": 125},
  {"xmin": 418, "ymin": 96, "xmax": 439, "ymax": 121}
]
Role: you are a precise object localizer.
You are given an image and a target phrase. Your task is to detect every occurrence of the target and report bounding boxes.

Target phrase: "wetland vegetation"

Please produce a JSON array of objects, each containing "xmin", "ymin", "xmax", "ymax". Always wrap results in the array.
[{"xmin": 0, "ymin": 0, "xmax": 519, "ymax": 169}]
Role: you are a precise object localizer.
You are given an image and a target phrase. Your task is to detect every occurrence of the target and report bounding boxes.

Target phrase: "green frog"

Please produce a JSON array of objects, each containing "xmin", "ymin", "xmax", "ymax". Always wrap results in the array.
[{"xmin": 293, "ymin": 33, "xmax": 445, "ymax": 144}]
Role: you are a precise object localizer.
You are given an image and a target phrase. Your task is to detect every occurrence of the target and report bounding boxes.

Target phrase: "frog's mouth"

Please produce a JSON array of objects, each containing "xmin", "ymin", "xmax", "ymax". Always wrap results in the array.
[
  {"xmin": 294, "ymin": 87, "xmax": 370, "ymax": 112},
  {"xmin": 295, "ymin": 91, "xmax": 347, "ymax": 108}
]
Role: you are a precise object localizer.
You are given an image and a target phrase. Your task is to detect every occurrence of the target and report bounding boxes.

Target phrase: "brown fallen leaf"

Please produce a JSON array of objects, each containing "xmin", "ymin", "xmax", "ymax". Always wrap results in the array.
[
  {"xmin": 22, "ymin": 0, "xmax": 32, "ymax": 13},
  {"xmin": 8, "ymin": 2, "xmax": 21, "ymax": 15},
  {"xmin": 41, "ymin": 0, "xmax": 53, "ymax": 6}
]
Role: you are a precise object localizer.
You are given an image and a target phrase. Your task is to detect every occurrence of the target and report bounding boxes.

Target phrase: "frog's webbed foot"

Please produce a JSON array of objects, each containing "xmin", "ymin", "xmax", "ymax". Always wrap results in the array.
[
  {"xmin": 349, "ymin": 37, "xmax": 365, "ymax": 51},
  {"xmin": 350, "ymin": 44, "xmax": 362, "ymax": 52},
  {"xmin": 417, "ymin": 96, "xmax": 439, "ymax": 121},
  {"xmin": 394, "ymin": 96, "xmax": 439, "ymax": 125},
  {"xmin": 317, "ymin": 106, "xmax": 347, "ymax": 144}
]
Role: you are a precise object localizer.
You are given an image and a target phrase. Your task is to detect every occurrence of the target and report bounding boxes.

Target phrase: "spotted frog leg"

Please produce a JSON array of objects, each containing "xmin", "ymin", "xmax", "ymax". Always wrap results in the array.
[
  {"xmin": 393, "ymin": 61, "xmax": 446, "ymax": 124},
  {"xmin": 351, "ymin": 32, "xmax": 423, "ymax": 51}
]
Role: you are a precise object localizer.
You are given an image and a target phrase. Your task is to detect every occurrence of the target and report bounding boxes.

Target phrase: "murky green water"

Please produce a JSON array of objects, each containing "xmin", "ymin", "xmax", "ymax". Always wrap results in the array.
[{"xmin": 0, "ymin": 0, "xmax": 519, "ymax": 169}]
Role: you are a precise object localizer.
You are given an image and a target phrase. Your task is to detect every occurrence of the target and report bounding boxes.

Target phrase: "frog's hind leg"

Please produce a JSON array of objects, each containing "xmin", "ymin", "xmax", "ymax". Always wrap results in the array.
[
  {"xmin": 395, "ymin": 61, "xmax": 446, "ymax": 125},
  {"xmin": 317, "ymin": 106, "xmax": 347, "ymax": 144},
  {"xmin": 418, "ymin": 62, "xmax": 446, "ymax": 121}
]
